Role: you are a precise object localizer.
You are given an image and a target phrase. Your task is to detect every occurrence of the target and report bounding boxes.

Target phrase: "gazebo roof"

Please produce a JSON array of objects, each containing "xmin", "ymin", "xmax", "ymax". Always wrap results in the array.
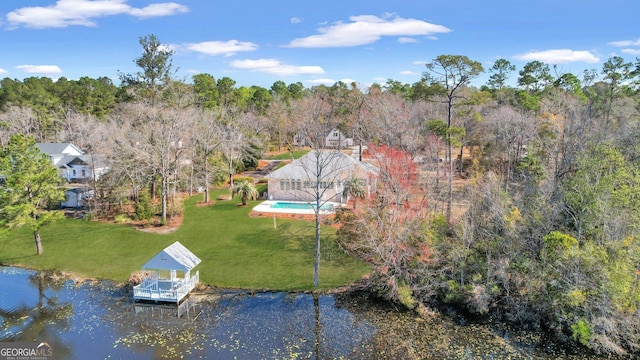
[{"xmin": 142, "ymin": 241, "xmax": 201, "ymax": 271}]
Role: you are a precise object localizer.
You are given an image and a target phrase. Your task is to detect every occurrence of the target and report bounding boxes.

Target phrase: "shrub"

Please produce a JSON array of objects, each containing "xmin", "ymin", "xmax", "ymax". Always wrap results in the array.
[
  {"xmin": 232, "ymin": 175, "xmax": 255, "ymax": 184},
  {"xmin": 397, "ymin": 283, "xmax": 416, "ymax": 309},
  {"xmin": 134, "ymin": 192, "xmax": 155, "ymax": 221},
  {"xmin": 167, "ymin": 198, "xmax": 184, "ymax": 217},
  {"xmin": 543, "ymin": 231, "xmax": 578, "ymax": 259},
  {"xmin": 114, "ymin": 214, "xmax": 132, "ymax": 224},
  {"xmin": 571, "ymin": 319, "xmax": 592, "ymax": 346}
]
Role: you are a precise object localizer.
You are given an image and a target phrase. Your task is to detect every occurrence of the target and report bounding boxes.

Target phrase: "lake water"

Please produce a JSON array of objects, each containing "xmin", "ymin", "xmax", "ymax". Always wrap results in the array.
[{"xmin": 0, "ymin": 266, "xmax": 617, "ymax": 359}]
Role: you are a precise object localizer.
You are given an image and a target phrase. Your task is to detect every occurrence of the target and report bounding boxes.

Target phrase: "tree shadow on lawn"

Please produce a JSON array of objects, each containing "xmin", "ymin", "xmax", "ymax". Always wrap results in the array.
[{"xmin": 0, "ymin": 254, "xmax": 40, "ymax": 263}]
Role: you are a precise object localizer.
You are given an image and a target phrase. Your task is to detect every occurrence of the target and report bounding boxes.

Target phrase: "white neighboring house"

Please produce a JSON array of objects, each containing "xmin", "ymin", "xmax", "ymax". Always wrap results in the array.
[
  {"xmin": 266, "ymin": 150, "xmax": 378, "ymax": 203},
  {"xmin": 36, "ymin": 143, "xmax": 109, "ymax": 183},
  {"xmin": 325, "ymin": 128, "xmax": 353, "ymax": 148},
  {"xmin": 292, "ymin": 133, "xmax": 307, "ymax": 147},
  {"xmin": 292, "ymin": 128, "xmax": 354, "ymax": 149}
]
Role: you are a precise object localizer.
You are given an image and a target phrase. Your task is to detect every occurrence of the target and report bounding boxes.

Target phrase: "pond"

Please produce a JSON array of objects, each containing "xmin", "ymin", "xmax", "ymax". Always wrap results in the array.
[{"xmin": 0, "ymin": 266, "xmax": 617, "ymax": 359}]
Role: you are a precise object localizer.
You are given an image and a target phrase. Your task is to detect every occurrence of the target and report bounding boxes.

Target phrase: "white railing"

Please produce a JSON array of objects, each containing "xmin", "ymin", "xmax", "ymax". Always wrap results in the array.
[{"xmin": 133, "ymin": 271, "xmax": 199, "ymax": 302}]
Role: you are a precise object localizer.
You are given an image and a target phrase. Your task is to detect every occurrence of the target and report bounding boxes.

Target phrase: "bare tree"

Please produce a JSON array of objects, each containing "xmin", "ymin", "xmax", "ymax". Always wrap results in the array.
[
  {"xmin": 359, "ymin": 91, "xmax": 411, "ymax": 150},
  {"xmin": 110, "ymin": 103, "xmax": 189, "ymax": 224},
  {"xmin": 190, "ymin": 109, "xmax": 223, "ymax": 203},
  {"xmin": 266, "ymin": 97, "xmax": 294, "ymax": 152},
  {"xmin": 220, "ymin": 121, "xmax": 246, "ymax": 190},
  {"xmin": 482, "ymin": 105, "xmax": 536, "ymax": 189},
  {"xmin": 0, "ymin": 106, "xmax": 42, "ymax": 145},
  {"xmin": 103, "ymin": 103, "xmax": 153, "ymax": 215}
]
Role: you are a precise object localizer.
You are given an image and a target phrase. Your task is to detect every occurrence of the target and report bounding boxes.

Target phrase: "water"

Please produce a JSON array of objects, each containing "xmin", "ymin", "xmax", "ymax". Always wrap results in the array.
[
  {"xmin": 269, "ymin": 201, "xmax": 334, "ymax": 211},
  {"xmin": 0, "ymin": 266, "xmax": 620, "ymax": 359}
]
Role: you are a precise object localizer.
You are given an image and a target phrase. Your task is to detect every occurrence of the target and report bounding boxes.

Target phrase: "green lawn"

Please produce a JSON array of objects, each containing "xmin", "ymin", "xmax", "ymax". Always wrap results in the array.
[
  {"xmin": 266, "ymin": 149, "xmax": 309, "ymax": 160},
  {"xmin": 0, "ymin": 190, "xmax": 369, "ymax": 291}
]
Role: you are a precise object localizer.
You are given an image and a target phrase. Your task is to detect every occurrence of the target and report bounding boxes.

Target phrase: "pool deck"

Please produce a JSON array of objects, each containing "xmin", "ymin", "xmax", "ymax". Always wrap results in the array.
[{"xmin": 251, "ymin": 200, "xmax": 340, "ymax": 218}]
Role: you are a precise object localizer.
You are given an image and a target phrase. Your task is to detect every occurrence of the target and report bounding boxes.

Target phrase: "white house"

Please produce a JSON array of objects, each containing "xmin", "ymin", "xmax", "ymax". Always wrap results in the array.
[
  {"xmin": 292, "ymin": 133, "xmax": 307, "ymax": 147},
  {"xmin": 292, "ymin": 128, "xmax": 354, "ymax": 149},
  {"xmin": 266, "ymin": 150, "xmax": 377, "ymax": 203},
  {"xmin": 325, "ymin": 128, "xmax": 354, "ymax": 148},
  {"xmin": 133, "ymin": 241, "xmax": 201, "ymax": 304},
  {"xmin": 36, "ymin": 143, "xmax": 109, "ymax": 182}
]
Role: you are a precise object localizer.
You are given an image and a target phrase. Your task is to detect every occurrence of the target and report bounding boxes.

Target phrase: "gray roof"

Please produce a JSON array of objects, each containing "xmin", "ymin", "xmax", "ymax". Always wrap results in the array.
[
  {"xmin": 57, "ymin": 154, "xmax": 80, "ymax": 168},
  {"xmin": 35, "ymin": 143, "xmax": 84, "ymax": 156},
  {"xmin": 268, "ymin": 150, "xmax": 377, "ymax": 179},
  {"xmin": 141, "ymin": 241, "xmax": 201, "ymax": 271},
  {"xmin": 79, "ymin": 154, "xmax": 109, "ymax": 168},
  {"xmin": 65, "ymin": 187, "xmax": 93, "ymax": 194}
]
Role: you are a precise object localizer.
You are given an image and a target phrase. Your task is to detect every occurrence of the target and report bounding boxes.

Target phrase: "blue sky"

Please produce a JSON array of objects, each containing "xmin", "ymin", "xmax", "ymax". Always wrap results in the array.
[{"xmin": 1, "ymin": 0, "xmax": 639, "ymax": 89}]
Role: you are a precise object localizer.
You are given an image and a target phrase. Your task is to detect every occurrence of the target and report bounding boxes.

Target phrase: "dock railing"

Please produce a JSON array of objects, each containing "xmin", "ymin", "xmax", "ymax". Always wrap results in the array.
[{"xmin": 133, "ymin": 271, "xmax": 200, "ymax": 302}]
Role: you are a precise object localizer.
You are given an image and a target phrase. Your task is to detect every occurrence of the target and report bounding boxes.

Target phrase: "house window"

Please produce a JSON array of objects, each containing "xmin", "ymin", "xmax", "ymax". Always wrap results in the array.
[
  {"xmin": 82, "ymin": 169, "xmax": 86, "ymax": 177},
  {"xmin": 333, "ymin": 132, "xmax": 338, "ymax": 137},
  {"xmin": 296, "ymin": 179, "xmax": 301, "ymax": 190},
  {"xmin": 280, "ymin": 179, "xmax": 285, "ymax": 190},
  {"xmin": 73, "ymin": 170, "xmax": 76, "ymax": 176}
]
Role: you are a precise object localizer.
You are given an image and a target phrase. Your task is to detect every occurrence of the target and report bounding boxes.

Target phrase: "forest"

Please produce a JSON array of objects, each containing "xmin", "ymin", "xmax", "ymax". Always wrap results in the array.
[{"xmin": 1, "ymin": 35, "xmax": 640, "ymax": 355}]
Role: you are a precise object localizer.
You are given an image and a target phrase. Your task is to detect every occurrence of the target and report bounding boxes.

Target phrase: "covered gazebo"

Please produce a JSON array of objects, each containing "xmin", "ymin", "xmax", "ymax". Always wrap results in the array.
[{"xmin": 133, "ymin": 241, "xmax": 201, "ymax": 303}]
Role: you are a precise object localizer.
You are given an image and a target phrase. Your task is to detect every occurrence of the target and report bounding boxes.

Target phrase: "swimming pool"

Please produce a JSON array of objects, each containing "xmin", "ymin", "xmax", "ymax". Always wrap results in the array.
[
  {"xmin": 252, "ymin": 200, "xmax": 338, "ymax": 215},
  {"xmin": 270, "ymin": 201, "xmax": 333, "ymax": 211}
]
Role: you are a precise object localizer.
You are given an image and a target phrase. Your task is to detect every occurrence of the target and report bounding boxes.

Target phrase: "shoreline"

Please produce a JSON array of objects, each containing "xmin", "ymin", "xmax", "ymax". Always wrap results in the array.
[{"xmin": 0, "ymin": 263, "xmax": 372, "ymax": 296}]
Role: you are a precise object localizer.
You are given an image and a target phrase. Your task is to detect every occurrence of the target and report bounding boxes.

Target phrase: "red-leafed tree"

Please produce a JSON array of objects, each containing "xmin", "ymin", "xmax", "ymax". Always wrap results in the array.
[{"xmin": 369, "ymin": 143, "xmax": 417, "ymax": 207}]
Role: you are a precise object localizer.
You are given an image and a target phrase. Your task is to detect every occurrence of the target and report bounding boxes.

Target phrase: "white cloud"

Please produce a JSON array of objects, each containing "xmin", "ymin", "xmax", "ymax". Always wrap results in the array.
[
  {"xmin": 398, "ymin": 37, "xmax": 418, "ymax": 44},
  {"xmin": 621, "ymin": 48, "xmax": 640, "ymax": 55},
  {"xmin": 128, "ymin": 2, "xmax": 188, "ymax": 18},
  {"xmin": 182, "ymin": 40, "xmax": 258, "ymax": 57},
  {"xmin": 16, "ymin": 64, "xmax": 63, "ymax": 74},
  {"xmin": 412, "ymin": 60, "xmax": 427, "ymax": 65},
  {"xmin": 513, "ymin": 49, "xmax": 600, "ymax": 64},
  {"xmin": 609, "ymin": 38, "xmax": 640, "ymax": 47},
  {"xmin": 400, "ymin": 70, "xmax": 418, "ymax": 76},
  {"xmin": 0, "ymin": 68, "xmax": 7, "ymax": 74},
  {"xmin": 287, "ymin": 14, "xmax": 451, "ymax": 48},
  {"xmin": 290, "ymin": 17, "xmax": 303, "ymax": 24},
  {"xmin": 231, "ymin": 58, "xmax": 325, "ymax": 76},
  {"xmin": 6, "ymin": 0, "xmax": 188, "ymax": 28}
]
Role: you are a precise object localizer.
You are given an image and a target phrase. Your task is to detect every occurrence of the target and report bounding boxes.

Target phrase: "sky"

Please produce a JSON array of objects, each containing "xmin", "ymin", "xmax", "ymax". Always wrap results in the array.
[{"xmin": 1, "ymin": 0, "xmax": 639, "ymax": 89}]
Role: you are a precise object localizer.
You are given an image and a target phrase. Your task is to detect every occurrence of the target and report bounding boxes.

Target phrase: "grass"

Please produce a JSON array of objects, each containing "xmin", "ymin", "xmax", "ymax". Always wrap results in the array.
[
  {"xmin": 266, "ymin": 149, "xmax": 309, "ymax": 160},
  {"xmin": 0, "ymin": 189, "xmax": 369, "ymax": 291}
]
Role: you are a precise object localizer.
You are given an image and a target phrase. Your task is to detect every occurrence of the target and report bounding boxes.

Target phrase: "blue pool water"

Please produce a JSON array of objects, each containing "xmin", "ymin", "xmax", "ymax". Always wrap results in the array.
[{"xmin": 269, "ymin": 201, "xmax": 334, "ymax": 211}]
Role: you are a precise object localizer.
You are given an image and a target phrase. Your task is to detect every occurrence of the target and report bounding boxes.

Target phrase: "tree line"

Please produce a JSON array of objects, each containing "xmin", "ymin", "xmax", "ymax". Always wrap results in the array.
[{"xmin": 2, "ymin": 34, "xmax": 640, "ymax": 355}]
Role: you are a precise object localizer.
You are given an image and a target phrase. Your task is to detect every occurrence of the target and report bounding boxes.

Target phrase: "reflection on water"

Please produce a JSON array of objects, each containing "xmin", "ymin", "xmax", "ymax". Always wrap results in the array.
[{"xmin": 0, "ymin": 267, "xmax": 615, "ymax": 359}]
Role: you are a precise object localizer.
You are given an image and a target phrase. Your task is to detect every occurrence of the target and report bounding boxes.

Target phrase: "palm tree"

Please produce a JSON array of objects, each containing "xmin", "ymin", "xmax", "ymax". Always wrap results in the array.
[
  {"xmin": 232, "ymin": 180, "xmax": 259, "ymax": 206},
  {"xmin": 342, "ymin": 177, "xmax": 366, "ymax": 209}
]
